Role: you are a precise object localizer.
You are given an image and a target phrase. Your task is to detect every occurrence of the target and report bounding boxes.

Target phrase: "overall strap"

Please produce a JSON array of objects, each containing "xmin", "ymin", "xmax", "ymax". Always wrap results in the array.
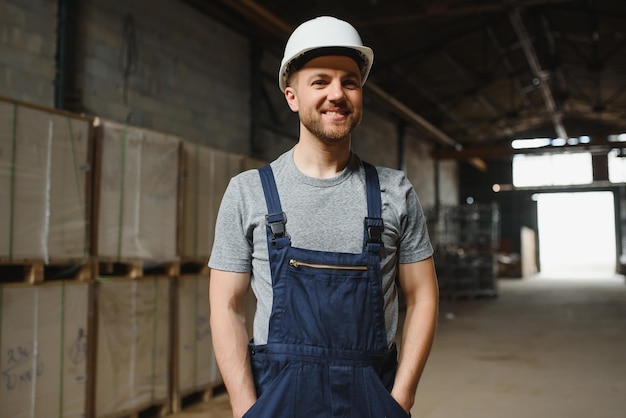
[
  {"xmin": 258, "ymin": 165, "xmax": 289, "ymax": 246},
  {"xmin": 363, "ymin": 162, "xmax": 384, "ymax": 253}
]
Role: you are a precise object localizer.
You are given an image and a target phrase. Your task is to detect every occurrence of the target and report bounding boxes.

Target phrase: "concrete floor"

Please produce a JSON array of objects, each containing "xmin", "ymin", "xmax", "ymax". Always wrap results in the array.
[{"xmin": 170, "ymin": 273, "xmax": 626, "ymax": 418}]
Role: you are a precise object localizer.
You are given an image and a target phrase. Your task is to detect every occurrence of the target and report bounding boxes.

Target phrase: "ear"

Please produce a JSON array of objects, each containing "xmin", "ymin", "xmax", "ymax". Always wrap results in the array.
[{"xmin": 285, "ymin": 87, "xmax": 299, "ymax": 112}]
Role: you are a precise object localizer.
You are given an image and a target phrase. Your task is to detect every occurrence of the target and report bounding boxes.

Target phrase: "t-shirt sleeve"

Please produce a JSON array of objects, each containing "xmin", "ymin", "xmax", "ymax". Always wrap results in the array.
[
  {"xmin": 397, "ymin": 176, "xmax": 434, "ymax": 264},
  {"xmin": 208, "ymin": 175, "xmax": 253, "ymax": 273}
]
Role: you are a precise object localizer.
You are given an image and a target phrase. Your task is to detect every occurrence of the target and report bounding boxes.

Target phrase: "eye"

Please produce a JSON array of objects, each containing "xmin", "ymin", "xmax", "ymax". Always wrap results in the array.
[
  {"xmin": 312, "ymin": 79, "xmax": 328, "ymax": 87},
  {"xmin": 343, "ymin": 79, "xmax": 360, "ymax": 89}
]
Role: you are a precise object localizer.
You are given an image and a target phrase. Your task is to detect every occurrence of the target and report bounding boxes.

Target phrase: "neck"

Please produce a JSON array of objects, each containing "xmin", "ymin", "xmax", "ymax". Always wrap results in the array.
[{"xmin": 293, "ymin": 134, "xmax": 352, "ymax": 179}]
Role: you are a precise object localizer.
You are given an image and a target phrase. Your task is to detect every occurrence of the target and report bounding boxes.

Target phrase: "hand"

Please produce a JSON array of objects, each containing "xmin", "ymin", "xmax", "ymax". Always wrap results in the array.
[{"xmin": 390, "ymin": 387, "xmax": 413, "ymax": 416}]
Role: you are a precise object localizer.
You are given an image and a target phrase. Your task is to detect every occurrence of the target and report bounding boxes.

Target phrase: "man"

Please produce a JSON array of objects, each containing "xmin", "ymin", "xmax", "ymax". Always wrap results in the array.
[{"xmin": 209, "ymin": 16, "xmax": 438, "ymax": 418}]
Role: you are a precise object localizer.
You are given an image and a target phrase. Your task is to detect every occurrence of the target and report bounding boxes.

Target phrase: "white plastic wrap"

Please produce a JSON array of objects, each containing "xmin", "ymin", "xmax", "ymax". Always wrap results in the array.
[
  {"xmin": 0, "ymin": 100, "xmax": 91, "ymax": 261},
  {"xmin": 0, "ymin": 282, "xmax": 89, "ymax": 418},
  {"xmin": 95, "ymin": 277, "xmax": 170, "ymax": 417},
  {"xmin": 179, "ymin": 143, "xmax": 243, "ymax": 260},
  {"xmin": 96, "ymin": 120, "xmax": 181, "ymax": 261},
  {"xmin": 176, "ymin": 276, "xmax": 215, "ymax": 392}
]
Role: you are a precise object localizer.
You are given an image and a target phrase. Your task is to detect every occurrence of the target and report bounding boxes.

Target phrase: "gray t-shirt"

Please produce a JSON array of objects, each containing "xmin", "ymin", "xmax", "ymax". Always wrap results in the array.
[{"xmin": 209, "ymin": 148, "xmax": 433, "ymax": 345}]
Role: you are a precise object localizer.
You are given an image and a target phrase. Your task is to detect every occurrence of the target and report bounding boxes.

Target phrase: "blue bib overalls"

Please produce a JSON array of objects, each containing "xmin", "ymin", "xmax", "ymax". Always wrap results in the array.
[{"xmin": 243, "ymin": 163, "xmax": 409, "ymax": 417}]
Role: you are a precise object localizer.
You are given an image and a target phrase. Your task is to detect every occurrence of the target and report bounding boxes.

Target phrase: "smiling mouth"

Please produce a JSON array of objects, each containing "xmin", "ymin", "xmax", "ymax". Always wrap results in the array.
[{"xmin": 323, "ymin": 109, "xmax": 350, "ymax": 116}]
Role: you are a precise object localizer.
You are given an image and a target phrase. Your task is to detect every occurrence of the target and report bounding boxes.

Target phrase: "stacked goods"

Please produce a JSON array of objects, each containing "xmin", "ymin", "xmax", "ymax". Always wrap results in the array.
[
  {"xmin": 1, "ymin": 96, "xmax": 262, "ymax": 417},
  {"xmin": 94, "ymin": 120, "xmax": 181, "ymax": 263},
  {"xmin": 175, "ymin": 147, "xmax": 263, "ymax": 411},
  {"xmin": 174, "ymin": 275, "xmax": 256, "ymax": 411},
  {"xmin": 0, "ymin": 99, "xmax": 92, "ymax": 264},
  {"xmin": 176, "ymin": 276, "xmax": 216, "ymax": 394},
  {"xmin": 95, "ymin": 277, "xmax": 171, "ymax": 417},
  {"xmin": 0, "ymin": 282, "xmax": 90, "ymax": 418},
  {"xmin": 179, "ymin": 143, "xmax": 243, "ymax": 261}
]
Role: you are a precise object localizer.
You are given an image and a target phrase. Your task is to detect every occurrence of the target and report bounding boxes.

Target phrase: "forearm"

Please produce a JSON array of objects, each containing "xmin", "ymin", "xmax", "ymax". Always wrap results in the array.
[
  {"xmin": 211, "ymin": 311, "xmax": 256, "ymax": 417},
  {"xmin": 391, "ymin": 259, "xmax": 439, "ymax": 412},
  {"xmin": 209, "ymin": 270, "xmax": 257, "ymax": 418},
  {"xmin": 391, "ymin": 295, "xmax": 438, "ymax": 410}
]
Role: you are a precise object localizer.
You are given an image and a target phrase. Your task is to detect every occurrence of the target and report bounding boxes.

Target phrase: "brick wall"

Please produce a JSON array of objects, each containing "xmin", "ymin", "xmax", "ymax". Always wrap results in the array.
[
  {"xmin": 76, "ymin": 0, "xmax": 251, "ymax": 154},
  {"xmin": 0, "ymin": 0, "xmax": 58, "ymax": 106}
]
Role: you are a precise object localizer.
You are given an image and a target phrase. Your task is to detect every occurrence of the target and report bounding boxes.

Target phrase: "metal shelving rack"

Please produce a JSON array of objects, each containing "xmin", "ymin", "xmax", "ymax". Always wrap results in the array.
[{"xmin": 426, "ymin": 203, "xmax": 500, "ymax": 299}]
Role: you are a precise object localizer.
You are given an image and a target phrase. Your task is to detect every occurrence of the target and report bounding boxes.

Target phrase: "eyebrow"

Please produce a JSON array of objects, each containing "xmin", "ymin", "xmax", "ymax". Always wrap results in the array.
[{"xmin": 306, "ymin": 70, "xmax": 361, "ymax": 82}]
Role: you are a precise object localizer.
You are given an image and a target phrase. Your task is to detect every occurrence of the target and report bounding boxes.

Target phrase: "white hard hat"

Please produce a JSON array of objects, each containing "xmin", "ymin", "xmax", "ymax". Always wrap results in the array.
[{"xmin": 278, "ymin": 16, "xmax": 374, "ymax": 92}]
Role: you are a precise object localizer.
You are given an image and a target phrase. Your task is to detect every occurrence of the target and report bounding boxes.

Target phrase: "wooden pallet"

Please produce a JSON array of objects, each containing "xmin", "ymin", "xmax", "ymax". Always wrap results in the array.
[
  {"xmin": 0, "ymin": 258, "xmax": 93, "ymax": 283},
  {"xmin": 95, "ymin": 258, "xmax": 180, "ymax": 278},
  {"xmin": 170, "ymin": 386, "xmax": 215, "ymax": 414},
  {"xmin": 133, "ymin": 401, "xmax": 169, "ymax": 418},
  {"xmin": 179, "ymin": 259, "xmax": 210, "ymax": 277},
  {"xmin": 95, "ymin": 399, "xmax": 170, "ymax": 418}
]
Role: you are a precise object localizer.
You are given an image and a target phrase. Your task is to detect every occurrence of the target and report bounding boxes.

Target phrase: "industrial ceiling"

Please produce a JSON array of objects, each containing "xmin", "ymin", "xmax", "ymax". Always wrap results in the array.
[{"xmin": 187, "ymin": 0, "xmax": 626, "ymax": 162}]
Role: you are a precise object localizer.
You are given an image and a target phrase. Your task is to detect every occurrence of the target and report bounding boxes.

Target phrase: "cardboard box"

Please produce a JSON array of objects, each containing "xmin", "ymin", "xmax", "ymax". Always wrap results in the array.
[
  {"xmin": 175, "ymin": 274, "xmax": 256, "ymax": 402},
  {"xmin": 95, "ymin": 121, "xmax": 180, "ymax": 261},
  {"xmin": 95, "ymin": 277, "xmax": 170, "ymax": 417},
  {"xmin": 179, "ymin": 143, "xmax": 242, "ymax": 260},
  {"xmin": 0, "ymin": 282, "xmax": 89, "ymax": 418},
  {"xmin": 176, "ymin": 276, "xmax": 216, "ymax": 393},
  {"xmin": 0, "ymin": 99, "xmax": 91, "ymax": 261}
]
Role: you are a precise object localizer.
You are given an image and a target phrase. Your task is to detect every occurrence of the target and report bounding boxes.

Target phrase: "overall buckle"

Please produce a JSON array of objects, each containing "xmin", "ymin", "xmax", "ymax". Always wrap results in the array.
[
  {"xmin": 266, "ymin": 212, "xmax": 288, "ymax": 242},
  {"xmin": 365, "ymin": 217, "xmax": 384, "ymax": 246}
]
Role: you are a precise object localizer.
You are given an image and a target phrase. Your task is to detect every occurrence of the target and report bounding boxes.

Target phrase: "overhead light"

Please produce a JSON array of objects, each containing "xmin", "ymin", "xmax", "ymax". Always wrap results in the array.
[
  {"xmin": 512, "ymin": 136, "xmax": 599, "ymax": 150},
  {"xmin": 493, "ymin": 183, "xmax": 513, "ymax": 192},
  {"xmin": 609, "ymin": 133, "xmax": 626, "ymax": 142},
  {"xmin": 511, "ymin": 138, "xmax": 550, "ymax": 149}
]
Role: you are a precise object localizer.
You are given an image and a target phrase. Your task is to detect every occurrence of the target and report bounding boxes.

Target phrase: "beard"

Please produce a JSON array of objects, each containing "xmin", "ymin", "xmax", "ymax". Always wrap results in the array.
[{"xmin": 299, "ymin": 108, "xmax": 362, "ymax": 144}]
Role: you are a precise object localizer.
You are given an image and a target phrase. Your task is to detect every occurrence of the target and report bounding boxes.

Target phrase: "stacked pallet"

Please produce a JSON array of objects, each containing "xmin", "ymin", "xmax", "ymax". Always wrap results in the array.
[
  {"xmin": 179, "ymin": 142, "xmax": 243, "ymax": 263},
  {"xmin": 0, "ymin": 98, "xmax": 94, "ymax": 418},
  {"xmin": 172, "ymin": 274, "xmax": 215, "ymax": 411},
  {"xmin": 0, "ymin": 96, "xmax": 266, "ymax": 418},
  {"xmin": 171, "ymin": 144, "xmax": 265, "ymax": 412},
  {"xmin": 0, "ymin": 282, "xmax": 91, "ymax": 418},
  {"xmin": 91, "ymin": 120, "xmax": 182, "ymax": 418},
  {"xmin": 93, "ymin": 120, "xmax": 181, "ymax": 268},
  {"xmin": 94, "ymin": 276, "xmax": 172, "ymax": 417},
  {"xmin": 0, "ymin": 99, "xmax": 93, "ymax": 280}
]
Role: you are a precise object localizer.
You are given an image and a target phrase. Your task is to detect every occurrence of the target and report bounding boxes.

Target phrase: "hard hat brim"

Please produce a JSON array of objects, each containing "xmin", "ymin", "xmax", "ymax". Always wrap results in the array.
[{"xmin": 279, "ymin": 45, "xmax": 373, "ymax": 92}]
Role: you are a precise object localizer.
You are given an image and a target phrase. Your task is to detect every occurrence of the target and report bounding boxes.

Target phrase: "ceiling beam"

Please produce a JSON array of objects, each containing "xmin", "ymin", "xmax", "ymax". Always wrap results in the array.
[
  {"xmin": 439, "ymin": 50, "xmax": 516, "ymax": 139},
  {"xmin": 365, "ymin": 82, "xmax": 458, "ymax": 148},
  {"xmin": 388, "ymin": 66, "xmax": 483, "ymax": 141},
  {"xmin": 366, "ymin": 82, "xmax": 489, "ymax": 171},
  {"xmin": 219, "ymin": 0, "xmax": 291, "ymax": 37},
  {"xmin": 508, "ymin": 6, "xmax": 569, "ymax": 140},
  {"xmin": 487, "ymin": 27, "xmax": 533, "ymax": 112}
]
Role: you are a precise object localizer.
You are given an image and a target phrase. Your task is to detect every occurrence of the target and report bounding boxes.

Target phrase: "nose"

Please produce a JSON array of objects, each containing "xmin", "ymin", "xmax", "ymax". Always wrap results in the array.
[{"xmin": 327, "ymin": 80, "xmax": 346, "ymax": 101}]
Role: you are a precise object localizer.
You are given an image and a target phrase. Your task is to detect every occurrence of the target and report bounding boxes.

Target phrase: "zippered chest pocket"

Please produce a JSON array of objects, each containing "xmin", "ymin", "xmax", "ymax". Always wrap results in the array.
[
  {"xmin": 277, "ymin": 255, "xmax": 381, "ymax": 349},
  {"xmin": 289, "ymin": 258, "xmax": 368, "ymax": 272}
]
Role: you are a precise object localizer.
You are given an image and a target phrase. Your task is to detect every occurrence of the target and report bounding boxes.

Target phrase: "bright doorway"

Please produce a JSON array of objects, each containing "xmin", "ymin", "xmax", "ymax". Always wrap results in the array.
[{"xmin": 536, "ymin": 191, "xmax": 617, "ymax": 277}]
